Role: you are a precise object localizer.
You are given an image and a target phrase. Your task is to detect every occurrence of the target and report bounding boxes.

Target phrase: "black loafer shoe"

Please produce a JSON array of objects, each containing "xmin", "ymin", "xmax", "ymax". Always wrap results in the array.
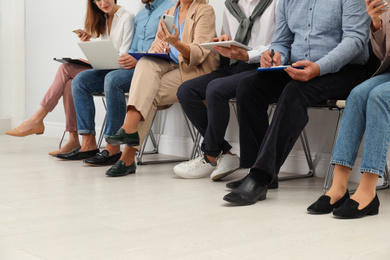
[
  {"xmin": 333, "ymin": 194, "xmax": 380, "ymax": 219},
  {"xmin": 223, "ymin": 177, "xmax": 268, "ymax": 205},
  {"xmin": 56, "ymin": 147, "xmax": 99, "ymax": 160},
  {"xmin": 105, "ymin": 128, "xmax": 140, "ymax": 146},
  {"xmin": 307, "ymin": 190, "xmax": 350, "ymax": 214},
  {"xmin": 83, "ymin": 150, "xmax": 122, "ymax": 166},
  {"xmin": 106, "ymin": 160, "xmax": 136, "ymax": 177},
  {"xmin": 226, "ymin": 176, "xmax": 278, "ymax": 190}
]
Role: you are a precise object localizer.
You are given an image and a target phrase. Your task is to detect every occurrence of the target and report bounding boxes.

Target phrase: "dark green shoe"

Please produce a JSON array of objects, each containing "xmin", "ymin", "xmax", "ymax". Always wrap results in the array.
[
  {"xmin": 105, "ymin": 128, "xmax": 140, "ymax": 146},
  {"xmin": 106, "ymin": 160, "xmax": 136, "ymax": 177}
]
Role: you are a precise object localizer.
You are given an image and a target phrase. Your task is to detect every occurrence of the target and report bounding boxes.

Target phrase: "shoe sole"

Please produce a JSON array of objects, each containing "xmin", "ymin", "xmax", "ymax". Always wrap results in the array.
[
  {"xmin": 106, "ymin": 138, "xmax": 139, "ymax": 147},
  {"xmin": 223, "ymin": 193, "xmax": 267, "ymax": 205},
  {"xmin": 223, "ymin": 196, "xmax": 266, "ymax": 206},
  {"xmin": 106, "ymin": 170, "xmax": 136, "ymax": 177},
  {"xmin": 307, "ymin": 209, "xmax": 332, "ymax": 214},
  {"xmin": 211, "ymin": 167, "xmax": 239, "ymax": 181},
  {"xmin": 83, "ymin": 162, "xmax": 117, "ymax": 167}
]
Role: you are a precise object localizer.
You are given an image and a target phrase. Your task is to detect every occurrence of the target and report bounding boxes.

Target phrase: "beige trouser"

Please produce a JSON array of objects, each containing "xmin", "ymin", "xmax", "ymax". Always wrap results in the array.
[{"xmin": 127, "ymin": 57, "xmax": 182, "ymax": 150}]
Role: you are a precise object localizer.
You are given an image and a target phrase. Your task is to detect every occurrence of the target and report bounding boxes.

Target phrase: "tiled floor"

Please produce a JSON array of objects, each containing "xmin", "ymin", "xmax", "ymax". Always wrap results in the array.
[{"xmin": 1, "ymin": 135, "xmax": 389, "ymax": 260}]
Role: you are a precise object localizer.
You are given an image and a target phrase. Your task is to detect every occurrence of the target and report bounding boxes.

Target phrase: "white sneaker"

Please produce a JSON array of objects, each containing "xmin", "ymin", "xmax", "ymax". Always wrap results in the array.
[
  {"xmin": 174, "ymin": 155, "xmax": 216, "ymax": 179},
  {"xmin": 210, "ymin": 154, "xmax": 240, "ymax": 181}
]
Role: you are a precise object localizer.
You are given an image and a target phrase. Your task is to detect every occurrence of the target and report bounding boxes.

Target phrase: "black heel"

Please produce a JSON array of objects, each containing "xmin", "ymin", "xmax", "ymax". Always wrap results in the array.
[
  {"xmin": 333, "ymin": 194, "xmax": 380, "ymax": 219},
  {"xmin": 368, "ymin": 207, "xmax": 379, "ymax": 216}
]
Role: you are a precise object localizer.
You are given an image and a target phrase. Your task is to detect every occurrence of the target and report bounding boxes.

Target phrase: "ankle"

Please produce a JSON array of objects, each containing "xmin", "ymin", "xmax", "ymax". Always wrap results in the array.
[
  {"xmin": 204, "ymin": 154, "xmax": 217, "ymax": 164},
  {"xmin": 105, "ymin": 145, "xmax": 120, "ymax": 155},
  {"xmin": 81, "ymin": 135, "xmax": 97, "ymax": 151},
  {"xmin": 247, "ymin": 169, "xmax": 271, "ymax": 186}
]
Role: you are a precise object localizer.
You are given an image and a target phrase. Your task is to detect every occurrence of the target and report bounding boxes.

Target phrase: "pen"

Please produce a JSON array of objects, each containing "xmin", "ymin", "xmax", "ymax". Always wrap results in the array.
[{"xmin": 270, "ymin": 49, "xmax": 274, "ymax": 67}]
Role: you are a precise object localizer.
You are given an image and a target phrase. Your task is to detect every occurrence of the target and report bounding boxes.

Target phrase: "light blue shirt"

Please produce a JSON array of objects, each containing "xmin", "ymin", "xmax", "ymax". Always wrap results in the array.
[
  {"xmin": 129, "ymin": 0, "xmax": 176, "ymax": 53},
  {"xmin": 169, "ymin": 5, "xmax": 186, "ymax": 63},
  {"xmin": 270, "ymin": 0, "xmax": 370, "ymax": 76}
]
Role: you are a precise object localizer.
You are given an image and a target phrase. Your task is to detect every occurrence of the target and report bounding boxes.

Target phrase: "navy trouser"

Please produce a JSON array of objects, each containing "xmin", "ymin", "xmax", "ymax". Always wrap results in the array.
[
  {"xmin": 177, "ymin": 61, "xmax": 259, "ymax": 157},
  {"xmin": 237, "ymin": 64, "xmax": 368, "ymax": 180}
]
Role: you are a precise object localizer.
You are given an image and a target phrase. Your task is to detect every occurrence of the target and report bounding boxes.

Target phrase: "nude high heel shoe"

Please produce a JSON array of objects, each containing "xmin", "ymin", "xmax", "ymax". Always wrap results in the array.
[{"xmin": 6, "ymin": 123, "xmax": 45, "ymax": 137}]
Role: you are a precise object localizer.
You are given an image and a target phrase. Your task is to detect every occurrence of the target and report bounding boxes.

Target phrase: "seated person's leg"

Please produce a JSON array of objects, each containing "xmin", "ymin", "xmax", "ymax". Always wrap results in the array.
[
  {"xmin": 226, "ymin": 65, "xmax": 367, "ymax": 205},
  {"xmin": 6, "ymin": 63, "xmax": 88, "ymax": 139},
  {"xmin": 308, "ymin": 72, "xmax": 390, "ymax": 214},
  {"xmin": 83, "ymin": 69, "xmax": 136, "ymax": 166},
  {"xmin": 105, "ymin": 58, "xmax": 180, "ymax": 177},
  {"xmin": 56, "ymin": 69, "xmax": 110, "ymax": 160},
  {"xmin": 174, "ymin": 68, "xmax": 242, "ymax": 179}
]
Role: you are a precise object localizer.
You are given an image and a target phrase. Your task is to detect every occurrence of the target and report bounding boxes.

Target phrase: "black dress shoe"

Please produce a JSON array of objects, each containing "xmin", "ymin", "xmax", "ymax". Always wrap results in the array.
[
  {"xmin": 333, "ymin": 194, "xmax": 380, "ymax": 219},
  {"xmin": 105, "ymin": 160, "xmax": 136, "ymax": 177},
  {"xmin": 83, "ymin": 150, "xmax": 122, "ymax": 166},
  {"xmin": 307, "ymin": 190, "xmax": 350, "ymax": 214},
  {"xmin": 223, "ymin": 177, "xmax": 268, "ymax": 205},
  {"xmin": 226, "ymin": 176, "xmax": 278, "ymax": 190},
  {"xmin": 105, "ymin": 128, "xmax": 139, "ymax": 146},
  {"xmin": 56, "ymin": 147, "xmax": 99, "ymax": 160}
]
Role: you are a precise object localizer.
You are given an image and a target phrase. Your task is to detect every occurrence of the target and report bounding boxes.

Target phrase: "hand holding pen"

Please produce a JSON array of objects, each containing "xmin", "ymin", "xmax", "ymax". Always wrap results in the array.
[{"xmin": 260, "ymin": 49, "xmax": 281, "ymax": 68}]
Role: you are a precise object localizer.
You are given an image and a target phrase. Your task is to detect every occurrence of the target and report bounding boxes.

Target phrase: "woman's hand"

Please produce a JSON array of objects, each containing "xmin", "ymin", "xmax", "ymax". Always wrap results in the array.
[
  {"xmin": 366, "ymin": 0, "xmax": 388, "ymax": 32},
  {"xmin": 118, "ymin": 53, "xmax": 137, "ymax": 69},
  {"xmin": 154, "ymin": 42, "xmax": 171, "ymax": 54},
  {"xmin": 77, "ymin": 31, "xmax": 91, "ymax": 42},
  {"xmin": 157, "ymin": 21, "xmax": 180, "ymax": 46}
]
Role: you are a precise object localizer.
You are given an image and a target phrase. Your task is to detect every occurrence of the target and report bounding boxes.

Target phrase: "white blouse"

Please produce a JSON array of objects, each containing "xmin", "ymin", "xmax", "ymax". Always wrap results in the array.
[
  {"xmin": 100, "ymin": 6, "xmax": 135, "ymax": 55},
  {"xmin": 221, "ymin": 0, "xmax": 279, "ymax": 64}
]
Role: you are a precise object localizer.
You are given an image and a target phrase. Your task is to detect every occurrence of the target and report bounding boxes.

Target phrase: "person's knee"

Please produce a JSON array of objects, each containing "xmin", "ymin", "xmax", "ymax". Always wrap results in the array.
[
  {"xmin": 103, "ymin": 73, "xmax": 117, "ymax": 95},
  {"xmin": 177, "ymin": 81, "xmax": 195, "ymax": 103},
  {"xmin": 347, "ymin": 85, "xmax": 369, "ymax": 105},
  {"xmin": 71, "ymin": 72, "xmax": 85, "ymax": 94},
  {"xmin": 368, "ymin": 87, "xmax": 386, "ymax": 105},
  {"xmin": 236, "ymin": 78, "xmax": 254, "ymax": 101},
  {"xmin": 206, "ymin": 79, "xmax": 226, "ymax": 102}
]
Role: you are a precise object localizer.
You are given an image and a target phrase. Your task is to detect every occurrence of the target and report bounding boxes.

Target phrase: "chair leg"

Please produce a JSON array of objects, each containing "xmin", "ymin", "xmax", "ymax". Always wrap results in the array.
[
  {"xmin": 137, "ymin": 104, "xmax": 195, "ymax": 165},
  {"xmin": 278, "ymin": 129, "xmax": 315, "ymax": 181},
  {"xmin": 378, "ymin": 164, "xmax": 390, "ymax": 190},
  {"xmin": 136, "ymin": 108, "xmax": 159, "ymax": 165},
  {"xmin": 59, "ymin": 130, "xmax": 66, "ymax": 149},
  {"xmin": 324, "ymin": 108, "xmax": 344, "ymax": 191},
  {"xmin": 97, "ymin": 97, "xmax": 107, "ymax": 149}
]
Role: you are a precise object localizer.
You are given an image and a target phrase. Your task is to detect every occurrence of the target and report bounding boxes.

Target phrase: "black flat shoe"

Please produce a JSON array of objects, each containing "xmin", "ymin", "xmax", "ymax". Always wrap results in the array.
[
  {"xmin": 307, "ymin": 190, "xmax": 350, "ymax": 214},
  {"xmin": 226, "ymin": 176, "xmax": 278, "ymax": 190},
  {"xmin": 83, "ymin": 150, "xmax": 122, "ymax": 166},
  {"xmin": 333, "ymin": 194, "xmax": 380, "ymax": 219},
  {"xmin": 105, "ymin": 128, "xmax": 139, "ymax": 146},
  {"xmin": 223, "ymin": 177, "xmax": 268, "ymax": 205},
  {"xmin": 56, "ymin": 147, "xmax": 99, "ymax": 160},
  {"xmin": 105, "ymin": 160, "xmax": 136, "ymax": 177}
]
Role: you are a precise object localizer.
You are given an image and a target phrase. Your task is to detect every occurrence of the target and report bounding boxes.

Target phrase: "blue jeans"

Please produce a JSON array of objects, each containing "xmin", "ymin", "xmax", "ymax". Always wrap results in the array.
[
  {"xmin": 72, "ymin": 68, "xmax": 134, "ymax": 138},
  {"xmin": 331, "ymin": 72, "xmax": 390, "ymax": 177}
]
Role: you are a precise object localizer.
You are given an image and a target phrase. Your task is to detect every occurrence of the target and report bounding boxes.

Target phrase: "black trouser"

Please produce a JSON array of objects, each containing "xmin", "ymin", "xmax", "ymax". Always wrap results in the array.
[
  {"xmin": 237, "ymin": 64, "xmax": 367, "ymax": 180},
  {"xmin": 177, "ymin": 61, "xmax": 259, "ymax": 157}
]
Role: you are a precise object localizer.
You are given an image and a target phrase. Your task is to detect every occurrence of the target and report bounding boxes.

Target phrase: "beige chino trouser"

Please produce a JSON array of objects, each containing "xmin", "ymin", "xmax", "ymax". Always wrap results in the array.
[{"xmin": 127, "ymin": 57, "xmax": 182, "ymax": 150}]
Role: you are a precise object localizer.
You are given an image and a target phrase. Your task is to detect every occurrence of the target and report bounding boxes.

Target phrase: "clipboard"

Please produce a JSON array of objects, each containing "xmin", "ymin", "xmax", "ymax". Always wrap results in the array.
[
  {"xmin": 199, "ymin": 41, "xmax": 252, "ymax": 51},
  {"xmin": 129, "ymin": 53, "xmax": 176, "ymax": 63},
  {"xmin": 257, "ymin": 65, "xmax": 304, "ymax": 71},
  {"xmin": 53, "ymin": 58, "xmax": 92, "ymax": 67}
]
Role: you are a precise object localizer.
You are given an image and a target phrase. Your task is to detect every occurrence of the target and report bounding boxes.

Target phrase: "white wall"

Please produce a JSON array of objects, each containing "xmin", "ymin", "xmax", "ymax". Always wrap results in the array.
[
  {"xmin": 2, "ymin": 0, "xmax": 385, "ymax": 184},
  {"xmin": 0, "ymin": 0, "xmax": 25, "ymax": 133}
]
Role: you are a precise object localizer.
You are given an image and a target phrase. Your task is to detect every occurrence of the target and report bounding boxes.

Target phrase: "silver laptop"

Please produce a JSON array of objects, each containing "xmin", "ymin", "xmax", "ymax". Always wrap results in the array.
[{"xmin": 77, "ymin": 40, "xmax": 121, "ymax": 70}]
